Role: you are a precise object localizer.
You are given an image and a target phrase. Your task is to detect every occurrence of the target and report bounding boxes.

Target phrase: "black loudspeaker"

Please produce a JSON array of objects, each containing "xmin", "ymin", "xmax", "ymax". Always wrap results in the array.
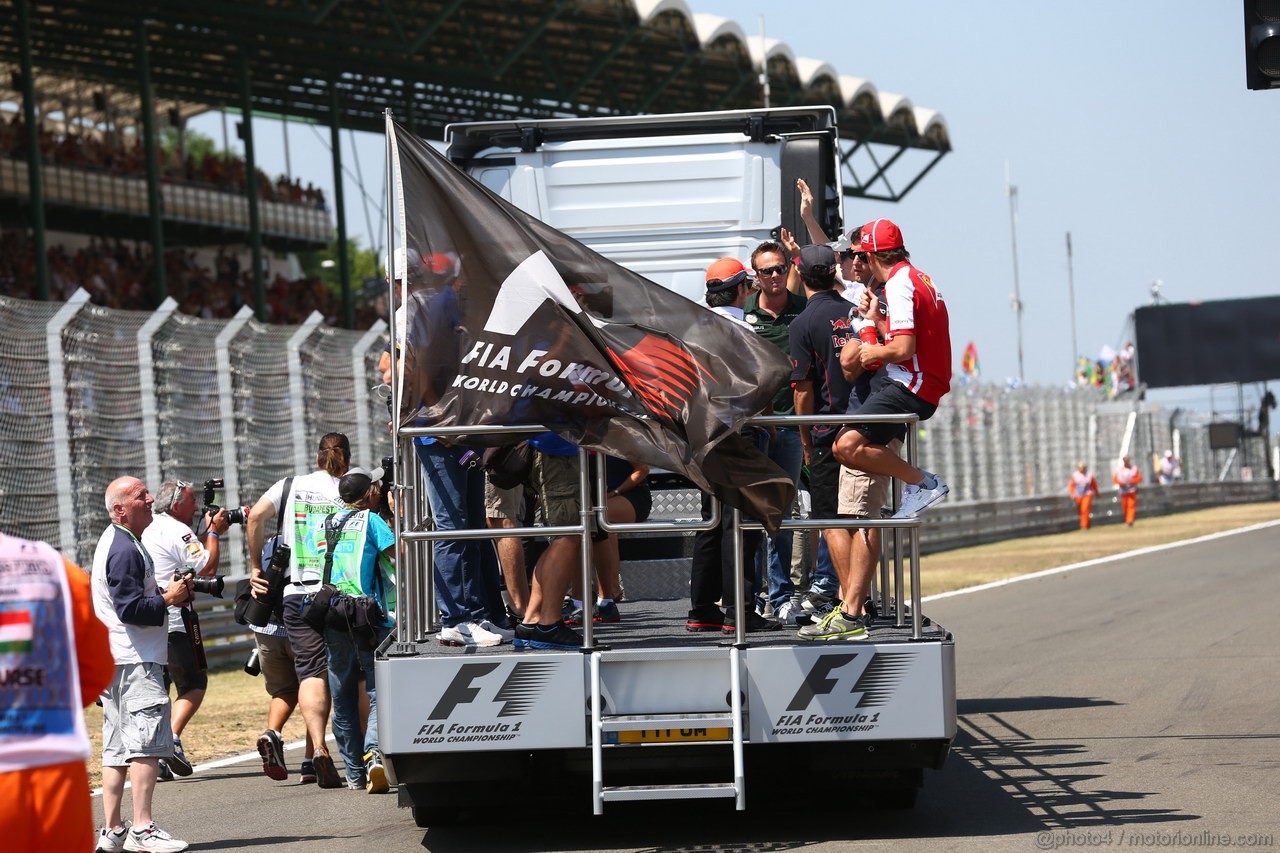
[{"xmin": 1208, "ymin": 422, "xmax": 1243, "ymax": 450}]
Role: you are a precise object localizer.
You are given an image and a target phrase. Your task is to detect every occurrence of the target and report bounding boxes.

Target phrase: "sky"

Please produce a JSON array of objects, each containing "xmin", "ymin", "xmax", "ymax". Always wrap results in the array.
[{"xmin": 188, "ymin": 0, "xmax": 1279, "ymax": 411}]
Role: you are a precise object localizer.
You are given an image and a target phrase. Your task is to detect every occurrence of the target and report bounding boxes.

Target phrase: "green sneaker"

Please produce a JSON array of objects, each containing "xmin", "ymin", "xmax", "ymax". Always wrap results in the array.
[{"xmin": 797, "ymin": 610, "xmax": 869, "ymax": 641}]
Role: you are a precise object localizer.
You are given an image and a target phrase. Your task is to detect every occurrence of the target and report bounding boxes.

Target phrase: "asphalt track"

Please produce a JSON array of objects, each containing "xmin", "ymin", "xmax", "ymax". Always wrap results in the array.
[{"xmin": 119, "ymin": 521, "xmax": 1280, "ymax": 852}]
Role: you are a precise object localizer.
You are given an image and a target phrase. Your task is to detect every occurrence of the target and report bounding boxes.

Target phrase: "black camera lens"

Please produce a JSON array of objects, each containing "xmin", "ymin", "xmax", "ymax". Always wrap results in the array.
[
  {"xmin": 244, "ymin": 647, "xmax": 261, "ymax": 677},
  {"xmin": 192, "ymin": 575, "xmax": 226, "ymax": 598},
  {"xmin": 224, "ymin": 507, "xmax": 247, "ymax": 525}
]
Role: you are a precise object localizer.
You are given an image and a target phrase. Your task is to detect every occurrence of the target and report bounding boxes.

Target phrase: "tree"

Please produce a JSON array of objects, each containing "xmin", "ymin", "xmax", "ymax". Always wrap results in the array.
[{"xmin": 297, "ymin": 235, "xmax": 384, "ymax": 293}]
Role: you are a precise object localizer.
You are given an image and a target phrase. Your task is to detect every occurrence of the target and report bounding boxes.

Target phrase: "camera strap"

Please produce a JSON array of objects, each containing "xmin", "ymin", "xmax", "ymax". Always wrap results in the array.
[
  {"xmin": 320, "ymin": 510, "xmax": 359, "ymax": 588},
  {"xmin": 276, "ymin": 476, "xmax": 293, "ymax": 541}
]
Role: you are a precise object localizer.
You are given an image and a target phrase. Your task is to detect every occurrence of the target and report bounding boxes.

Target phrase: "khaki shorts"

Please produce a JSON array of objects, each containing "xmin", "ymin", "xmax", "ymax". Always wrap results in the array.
[
  {"xmin": 254, "ymin": 631, "xmax": 299, "ymax": 700},
  {"xmin": 532, "ymin": 452, "xmax": 580, "ymax": 527},
  {"xmin": 102, "ymin": 662, "xmax": 173, "ymax": 766},
  {"xmin": 837, "ymin": 438, "xmax": 902, "ymax": 517},
  {"xmin": 484, "ymin": 476, "xmax": 525, "ymax": 521}
]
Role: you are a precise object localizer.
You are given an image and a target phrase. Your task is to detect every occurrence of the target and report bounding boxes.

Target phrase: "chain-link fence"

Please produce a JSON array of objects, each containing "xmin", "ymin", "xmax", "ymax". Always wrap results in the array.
[
  {"xmin": 0, "ymin": 290, "xmax": 390, "ymax": 572},
  {"xmin": 0, "ymin": 291, "xmax": 1272, "ymax": 572}
]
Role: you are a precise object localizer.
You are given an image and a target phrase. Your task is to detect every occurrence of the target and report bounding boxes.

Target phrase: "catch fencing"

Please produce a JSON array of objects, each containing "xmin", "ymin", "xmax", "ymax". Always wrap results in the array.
[
  {"xmin": 0, "ymin": 289, "xmax": 391, "ymax": 573},
  {"xmin": 0, "ymin": 290, "xmax": 1272, "ymax": 573}
]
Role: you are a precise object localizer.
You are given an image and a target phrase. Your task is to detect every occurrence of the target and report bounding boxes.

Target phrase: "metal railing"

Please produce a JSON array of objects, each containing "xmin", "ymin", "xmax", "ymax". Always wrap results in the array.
[{"xmin": 0, "ymin": 155, "xmax": 331, "ymax": 243}]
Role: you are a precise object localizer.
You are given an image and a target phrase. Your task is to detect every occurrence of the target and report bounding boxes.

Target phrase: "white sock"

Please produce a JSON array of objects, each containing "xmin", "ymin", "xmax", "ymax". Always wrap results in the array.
[
  {"xmin": 597, "ymin": 597, "xmax": 613, "ymax": 607},
  {"xmin": 571, "ymin": 598, "xmax": 583, "ymax": 610}
]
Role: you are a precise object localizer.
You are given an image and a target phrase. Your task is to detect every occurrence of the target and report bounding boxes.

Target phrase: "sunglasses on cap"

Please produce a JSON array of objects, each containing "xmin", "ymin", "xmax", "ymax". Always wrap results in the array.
[
  {"xmin": 753, "ymin": 264, "xmax": 789, "ymax": 277},
  {"xmin": 706, "ymin": 269, "xmax": 752, "ymax": 291},
  {"xmin": 840, "ymin": 250, "xmax": 869, "ymax": 262}
]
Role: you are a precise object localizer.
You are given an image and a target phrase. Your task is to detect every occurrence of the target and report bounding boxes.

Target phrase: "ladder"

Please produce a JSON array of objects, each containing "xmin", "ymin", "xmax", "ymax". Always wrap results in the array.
[{"xmin": 588, "ymin": 646, "xmax": 745, "ymax": 814}]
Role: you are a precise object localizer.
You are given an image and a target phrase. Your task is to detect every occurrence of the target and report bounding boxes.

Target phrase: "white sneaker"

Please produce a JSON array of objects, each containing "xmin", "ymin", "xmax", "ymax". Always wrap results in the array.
[
  {"xmin": 96, "ymin": 823, "xmax": 130, "ymax": 852},
  {"xmin": 123, "ymin": 822, "xmax": 188, "ymax": 852},
  {"xmin": 476, "ymin": 619, "xmax": 514, "ymax": 642},
  {"xmin": 892, "ymin": 473, "xmax": 950, "ymax": 518},
  {"xmin": 437, "ymin": 622, "xmax": 501, "ymax": 647},
  {"xmin": 774, "ymin": 599, "xmax": 803, "ymax": 626}
]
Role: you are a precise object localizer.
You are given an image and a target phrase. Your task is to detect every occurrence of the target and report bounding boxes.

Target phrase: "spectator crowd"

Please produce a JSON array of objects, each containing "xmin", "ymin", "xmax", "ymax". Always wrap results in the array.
[
  {"xmin": 0, "ymin": 233, "xmax": 383, "ymax": 329},
  {"xmin": 1, "ymin": 111, "xmax": 326, "ymax": 208}
]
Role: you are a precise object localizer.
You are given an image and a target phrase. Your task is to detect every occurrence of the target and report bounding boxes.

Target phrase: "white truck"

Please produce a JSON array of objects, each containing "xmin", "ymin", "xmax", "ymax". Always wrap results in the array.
[{"xmin": 375, "ymin": 107, "xmax": 956, "ymax": 826}]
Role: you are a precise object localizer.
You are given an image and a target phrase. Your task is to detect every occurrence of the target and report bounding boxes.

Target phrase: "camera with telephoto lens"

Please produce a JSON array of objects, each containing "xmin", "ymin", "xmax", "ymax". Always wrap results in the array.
[
  {"xmin": 176, "ymin": 566, "xmax": 226, "ymax": 598},
  {"xmin": 243, "ymin": 542, "xmax": 290, "ymax": 628},
  {"xmin": 380, "ymin": 456, "xmax": 394, "ymax": 493},
  {"xmin": 202, "ymin": 478, "xmax": 247, "ymax": 524}
]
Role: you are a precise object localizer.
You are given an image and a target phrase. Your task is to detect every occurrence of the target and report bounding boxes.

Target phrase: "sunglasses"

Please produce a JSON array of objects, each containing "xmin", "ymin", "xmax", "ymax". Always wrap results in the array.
[
  {"xmin": 840, "ymin": 250, "xmax": 869, "ymax": 262},
  {"xmin": 707, "ymin": 270, "xmax": 751, "ymax": 290},
  {"xmin": 754, "ymin": 264, "xmax": 789, "ymax": 277}
]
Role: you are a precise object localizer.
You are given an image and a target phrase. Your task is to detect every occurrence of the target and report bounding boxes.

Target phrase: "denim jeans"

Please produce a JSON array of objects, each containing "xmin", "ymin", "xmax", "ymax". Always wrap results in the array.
[
  {"xmin": 415, "ymin": 441, "xmax": 504, "ymax": 627},
  {"xmin": 762, "ymin": 428, "xmax": 803, "ymax": 606},
  {"xmin": 327, "ymin": 624, "xmax": 391, "ymax": 784},
  {"xmin": 809, "ymin": 534, "xmax": 839, "ymax": 598}
]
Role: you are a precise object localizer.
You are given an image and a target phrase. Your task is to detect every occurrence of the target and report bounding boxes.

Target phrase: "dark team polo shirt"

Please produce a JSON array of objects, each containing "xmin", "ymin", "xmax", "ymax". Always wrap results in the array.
[
  {"xmin": 788, "ymin": 289, "xmax": 855, "ymax": 445},
  {"xmin": 745, "ymin": 290, "xmax": 807, "ymax": 415}
]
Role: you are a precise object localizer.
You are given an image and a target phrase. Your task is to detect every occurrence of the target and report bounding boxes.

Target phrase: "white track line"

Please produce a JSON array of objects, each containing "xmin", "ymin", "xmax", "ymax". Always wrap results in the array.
[
  {"xmin": 922, "ymin": 518, "xmax": 1280, "ymax": 603},
  {"xmin": 91, "ymin": 738, "xmax": 313, "ymax": 798}
]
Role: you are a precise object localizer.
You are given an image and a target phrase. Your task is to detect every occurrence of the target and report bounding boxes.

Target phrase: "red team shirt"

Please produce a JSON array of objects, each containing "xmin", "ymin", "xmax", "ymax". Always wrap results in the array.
[{"xmin": 882, "ymin": 260, "xmax": 951, "ymax": 406}]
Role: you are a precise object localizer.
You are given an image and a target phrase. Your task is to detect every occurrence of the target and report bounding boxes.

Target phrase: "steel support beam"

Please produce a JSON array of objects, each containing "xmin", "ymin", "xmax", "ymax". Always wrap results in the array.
[
  {"xmin": 240, "ymin": 55, "xmax": 265, "ymax": 320},
  {"xmin": 494, "ymin": 0, "xmax": 571, "ymax": 79},
  {"xmin": 136, "ymin": 21, "xmax": 166, "ymax": 304},
  {"xmin": 17, "ymin": 0, "xmax": 49, "ymax": 300},
  {"xmin": 331, "ymin": 85, "xmax": 352, "ymax": 329}
]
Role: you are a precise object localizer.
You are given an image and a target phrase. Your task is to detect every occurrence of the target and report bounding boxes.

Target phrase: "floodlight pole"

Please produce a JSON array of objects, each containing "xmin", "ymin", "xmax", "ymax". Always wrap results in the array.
[
  {"xmin": 1066, "ymin": 231, "xmax": 1079, "ymax": 378},
  {"xmin": 1006, "ymin": 163, "xmax": 1025, "ymax": 384}
]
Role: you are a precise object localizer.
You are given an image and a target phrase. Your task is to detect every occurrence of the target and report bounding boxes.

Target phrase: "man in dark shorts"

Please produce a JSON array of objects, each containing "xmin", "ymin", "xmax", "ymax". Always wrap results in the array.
[
  {"xmin": 832, "ymin": 219, "xmax": 950, "ymax": 518},
  {"xmin": 141, "ymin": 480, "xmax": 231, "ymax": 779}
]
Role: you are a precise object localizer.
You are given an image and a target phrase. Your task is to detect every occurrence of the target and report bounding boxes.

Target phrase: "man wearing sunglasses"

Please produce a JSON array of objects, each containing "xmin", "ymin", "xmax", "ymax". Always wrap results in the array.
[{"xmin": 743, "ymin": 241, "xmax": 808, "ymax": 624}]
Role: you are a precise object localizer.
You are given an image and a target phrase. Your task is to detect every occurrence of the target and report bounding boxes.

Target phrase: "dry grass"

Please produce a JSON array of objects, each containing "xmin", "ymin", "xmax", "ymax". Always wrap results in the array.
[
  {"xmin": 83, "ymin": 501, "xmax": 1280, "ymax": 788},
  {"xmin": 918, "ymin": 501, "xmax": 1280, "ymax": 595},
  {"xmin": 84, "ymin": 667, "xmax": 308, "ymax": 790}
]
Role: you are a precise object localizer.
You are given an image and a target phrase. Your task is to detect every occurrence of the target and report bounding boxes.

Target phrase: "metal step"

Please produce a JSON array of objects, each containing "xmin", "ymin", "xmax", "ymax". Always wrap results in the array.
[
  {"xmin": 600, "ymin": 712, "xmax": 733, "ymax": 732},
  {"xmin": 600, "ymin": 783, "xmax": 738, "ymax": 802}
]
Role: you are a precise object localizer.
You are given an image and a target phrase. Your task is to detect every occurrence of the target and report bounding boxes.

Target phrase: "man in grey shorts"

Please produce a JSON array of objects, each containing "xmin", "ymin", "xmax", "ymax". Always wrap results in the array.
[
  {"xmin": 92, "ymin": 476, "xmax": 194, "ymax": 852},
  {"xmin": 485, "ymin": 475, "xmax": 529, "ymax": 621}
]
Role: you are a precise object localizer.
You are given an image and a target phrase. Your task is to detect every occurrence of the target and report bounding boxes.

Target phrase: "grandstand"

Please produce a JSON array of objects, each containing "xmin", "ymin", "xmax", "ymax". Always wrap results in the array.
[{"xmin": 2, "ymin": 0, "xmax": 950, "ymax": 326}]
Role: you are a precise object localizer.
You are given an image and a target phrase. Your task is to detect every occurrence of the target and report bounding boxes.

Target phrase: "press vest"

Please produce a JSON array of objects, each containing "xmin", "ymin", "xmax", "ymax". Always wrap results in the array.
[{"xmin": 0, "ymin": 537, "xmax": 91, "ymax": 772}]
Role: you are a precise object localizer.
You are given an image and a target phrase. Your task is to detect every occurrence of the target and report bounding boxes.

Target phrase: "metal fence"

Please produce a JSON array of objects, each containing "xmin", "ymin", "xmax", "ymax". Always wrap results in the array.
[
  {"xmin": 0, "ymin": 289, "xmax": 391, "ymax": 572},
  {"xmin": 0, "ymin": 291, "xmax": 1272, "ymax": 573}
]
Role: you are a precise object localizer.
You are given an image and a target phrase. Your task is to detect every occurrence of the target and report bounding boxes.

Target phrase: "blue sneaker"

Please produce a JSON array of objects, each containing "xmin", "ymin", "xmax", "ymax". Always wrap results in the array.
[
  {"xmin": 513, "ymin": 622, "xmax": 536, "ymax": 649},
  {"xmin": 523, "ymin": 622, "xmax": 584, "ymax": 651}
]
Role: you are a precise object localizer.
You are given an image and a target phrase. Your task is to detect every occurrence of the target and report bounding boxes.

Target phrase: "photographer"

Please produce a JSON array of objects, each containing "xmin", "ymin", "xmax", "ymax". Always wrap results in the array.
[
  {"xmin": 246, "ymin": 433, "xmax": 349, "ymax": 789},
  {"xmin": 141, "ymin": 480, "xmax": 232, "ymax": 781},
  {"xmin": 91, "ymin": 476, "xmax": 194, "ymax": 852},
  {"xmin": 321, "ymin": 467, "xmax": 396, "ymax": 792}
]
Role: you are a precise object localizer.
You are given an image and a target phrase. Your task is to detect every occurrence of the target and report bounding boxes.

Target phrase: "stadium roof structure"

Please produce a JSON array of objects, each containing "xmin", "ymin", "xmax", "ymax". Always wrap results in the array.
[{"xmin": 1, "ymin": 0, "xmax": 951, "ymax": 203}]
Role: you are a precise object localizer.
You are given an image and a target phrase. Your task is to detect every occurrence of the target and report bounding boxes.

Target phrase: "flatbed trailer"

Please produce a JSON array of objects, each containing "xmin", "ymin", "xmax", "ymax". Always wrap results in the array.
[{"xmin": 376, "ymin": 416, "xmax": 955, "ymax": 826}]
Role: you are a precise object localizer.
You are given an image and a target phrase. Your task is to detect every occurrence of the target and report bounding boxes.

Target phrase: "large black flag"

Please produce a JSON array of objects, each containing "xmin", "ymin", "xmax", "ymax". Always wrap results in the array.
[{"xmin": 389, "ymin": 120, "xmax": 794, "ymax": 531}]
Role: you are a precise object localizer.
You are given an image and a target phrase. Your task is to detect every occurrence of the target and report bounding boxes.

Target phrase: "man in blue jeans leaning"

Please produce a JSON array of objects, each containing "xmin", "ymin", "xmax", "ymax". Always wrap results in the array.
[{"xmin": 322, "ymin": 467, "xmax": 397, "ymax": 792}]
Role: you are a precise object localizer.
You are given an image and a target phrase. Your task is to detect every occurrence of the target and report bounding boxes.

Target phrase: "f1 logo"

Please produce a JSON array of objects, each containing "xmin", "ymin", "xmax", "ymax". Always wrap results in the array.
[
  {"xmin": 786, "ymin": 654, "xmax": 860, "ymax": 711},
  {"xmin": 428, "ymin": 661, "xmax": 556, "ymax": 720}
]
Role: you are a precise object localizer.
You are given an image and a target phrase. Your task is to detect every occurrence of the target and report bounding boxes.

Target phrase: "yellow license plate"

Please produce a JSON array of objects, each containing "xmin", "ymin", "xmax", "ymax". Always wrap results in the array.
[{"xmin": 613, "ymin": 727, "xmax": 730, "ymax": 744}]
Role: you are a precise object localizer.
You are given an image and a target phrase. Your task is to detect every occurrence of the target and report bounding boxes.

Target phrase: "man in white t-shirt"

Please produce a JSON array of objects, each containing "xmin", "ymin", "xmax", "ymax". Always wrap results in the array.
[
  {"xmin": 247, "ymin": 433, "xmax": 349, "ymax": 789},
  {"xmin": 141, "ymin": 481, "xmax": 230, "ymax": 780}
]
